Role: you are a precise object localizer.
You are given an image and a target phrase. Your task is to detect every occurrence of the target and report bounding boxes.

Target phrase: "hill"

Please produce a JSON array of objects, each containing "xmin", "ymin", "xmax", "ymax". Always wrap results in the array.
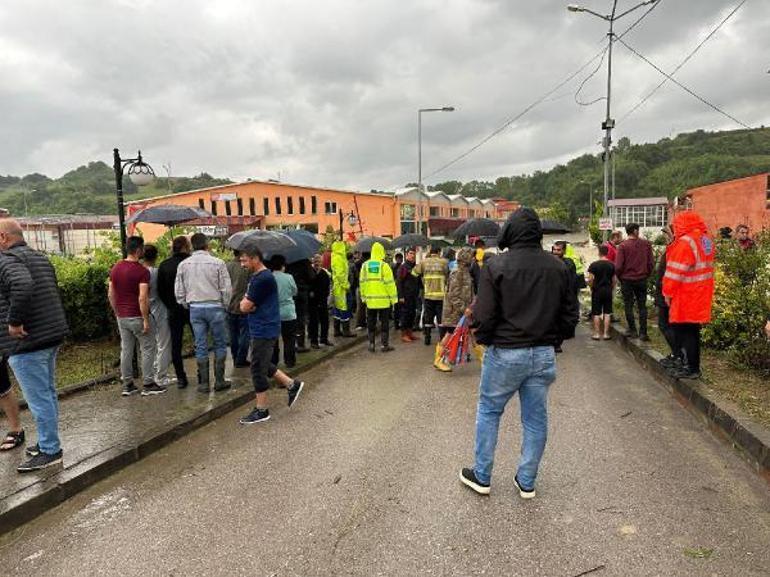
[
  {"xmin": 425, "ymin": 127, "xmax": 770, "ymax": 224},
  {"xmin": 1, "ymin": 127, "xmax": 769, "ymax": 219},
  {"xmin": 0, "ymin": 162, "xmax": 232, "ymax": 216}
]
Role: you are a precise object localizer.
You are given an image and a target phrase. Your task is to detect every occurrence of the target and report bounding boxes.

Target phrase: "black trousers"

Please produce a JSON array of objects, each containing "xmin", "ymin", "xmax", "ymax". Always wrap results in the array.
[
  {"xmin": 657, "ymin": 305, "xmax": 678, "ymax": 356},
  {"xmin": 673, "ymin": 323, "xmax": 701, "ymax": 371},
  {"xmin": 294, "ymin": 291, "xmax": 309, "ymax": 347},
  {"xmin": 272, "ymin": 319, "xmax": 297, "ymax": 367},
  {"xmin": 168, "ymin": 307, "xmax": 191, "ymax": 383},
  {"xmin": 367, "ymin": 307, "xmax": 391, "ymax": 346},
  {"xmin": 308, "ymin": 297, "xmax": 330, "ymax": 344},
  {"xmin": 620, "ymin": 279, "xmax": 648, "ymax": 334},
  {"xmin": 422, "ymin": 298, "xmax": 446, "ymax": 338},
  {"xmin": 400, "ymin": 295, "xmax": 417, "ymax": 330},
  {"xmin": 392, "ymin": 302, "xmax": 401, "ymax": 329}
]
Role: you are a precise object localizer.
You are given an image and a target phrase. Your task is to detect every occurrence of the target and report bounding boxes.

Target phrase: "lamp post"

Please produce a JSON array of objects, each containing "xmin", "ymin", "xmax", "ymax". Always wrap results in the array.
[
  {"xmin": 418, "ymin": 106, "xmax": 455, "ymax": 234},
  {"xmin": 567, "ymin": 0, "xmax": 658, "ymax": 237},
  {"xmin": 113, "ymin": 148, "xmax": 155, "ymax": 257}
]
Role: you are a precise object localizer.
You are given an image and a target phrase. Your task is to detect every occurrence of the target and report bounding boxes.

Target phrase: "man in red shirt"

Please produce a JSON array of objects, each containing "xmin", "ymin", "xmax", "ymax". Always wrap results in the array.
[
  {"xmin": 109, "ymin": 236, "xmax": 164, "ymax": 397},
  {"xmin": 603, "ymin": 230, "xmax": 622, "ymax": 264},
  {"xmin": 615, "ymin": 223, "xmax": 654, "ymax": 341}
]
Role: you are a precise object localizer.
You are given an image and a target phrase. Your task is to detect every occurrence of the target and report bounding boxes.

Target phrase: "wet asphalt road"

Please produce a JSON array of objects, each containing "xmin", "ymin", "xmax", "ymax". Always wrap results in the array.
[{"xmin": 1, "ymin": 328, "xmax": 769, "ymax": 577}]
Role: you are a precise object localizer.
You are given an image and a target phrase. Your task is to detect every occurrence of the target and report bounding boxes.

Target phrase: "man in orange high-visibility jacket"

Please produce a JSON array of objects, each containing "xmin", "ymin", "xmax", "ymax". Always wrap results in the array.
[{"xmin": 662, "ymin": 211, "xmax": 715, "ymax": 380}]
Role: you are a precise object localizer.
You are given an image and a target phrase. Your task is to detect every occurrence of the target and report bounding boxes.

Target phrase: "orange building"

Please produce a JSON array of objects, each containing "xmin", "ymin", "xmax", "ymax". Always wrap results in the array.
[
  {"xmin": 128, "ymin": 180, "xmax": 502, "ymax": 241},
  {"xmin": 679, "ymin": 173, "xmax": 770, "ymax": 235}
]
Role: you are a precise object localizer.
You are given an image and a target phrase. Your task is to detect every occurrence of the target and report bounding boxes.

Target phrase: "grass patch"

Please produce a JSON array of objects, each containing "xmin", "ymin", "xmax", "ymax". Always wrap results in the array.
[
  {"xmin": 611, "ymin": 300, "xmax": 770, "ymax": 429},
  {"xmin": 683, "ymin": 547, "xmax": 714, "ymax": 559}
]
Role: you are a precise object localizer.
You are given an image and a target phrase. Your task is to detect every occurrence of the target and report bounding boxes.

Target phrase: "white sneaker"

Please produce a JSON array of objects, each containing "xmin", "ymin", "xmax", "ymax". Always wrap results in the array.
[{"xmin": 513, "ymin": 476, "xmax": 536, "ymax": 499}]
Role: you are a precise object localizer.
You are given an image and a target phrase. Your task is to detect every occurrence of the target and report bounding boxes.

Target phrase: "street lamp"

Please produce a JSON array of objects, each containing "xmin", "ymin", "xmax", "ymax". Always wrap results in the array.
[
  {"xmin": 567, "ymin": 0, "xmax": 658, "ymax": 237},
  {"xmin": 418, "ymin": 106, "xmax": 455, "ymax": 234},
  {"xmin": 113, "ymin": 148, "xmax": 155, "ymax": 257}
]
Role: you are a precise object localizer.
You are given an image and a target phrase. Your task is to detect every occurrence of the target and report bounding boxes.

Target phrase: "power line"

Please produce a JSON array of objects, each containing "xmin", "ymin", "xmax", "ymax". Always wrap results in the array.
[
  {"xmin": 575, "ymin": 46, "xmax": 609, "ymax": 106},
  {"xmin": 425, "ymin": 0, "xmax": 664, "ymax": 180},
  {"xmin": 616, "ymin": 36, "xmax": 752, "ymax": 129},
  {"xmin": 618, "ymin": 0, "xmax": 748, "ymax": 125}
]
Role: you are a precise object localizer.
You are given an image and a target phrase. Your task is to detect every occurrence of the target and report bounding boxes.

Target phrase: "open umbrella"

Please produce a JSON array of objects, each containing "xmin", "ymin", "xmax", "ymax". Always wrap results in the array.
[
  {"xmin": 275, "ymin": 229, "xmax": 323, "ymax": 263},
  {"xmin": 127, "ymin": 204, "xmax": 213, "ymax": 226},
  {"xmin": 392, "ymin": 233, "xmax": 431, "ymax": 249},
  {"xmin": 226, "ymin": 229, "xmax": 296, "ymax": 255},
  {"xmin": 354, "ymin": 236, "xmax": 392, "ymax": 253},
  {"xmin": 451, "ymin": 218, "xmax": 501, "ymax": 240}
]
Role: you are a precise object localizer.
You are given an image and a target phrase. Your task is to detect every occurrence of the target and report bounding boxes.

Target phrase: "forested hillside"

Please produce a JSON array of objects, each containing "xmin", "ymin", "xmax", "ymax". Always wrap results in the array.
[
  {"xmin": 0, "ymin": 162, "xmax": 232, "ymax": 216},
  {"xmin": 425, "ymin": 127, "xmax": 770, "ymax": 223},
  {"xmin": 1, "ymin": 127, "xmax": 769, "ymax": 218}
]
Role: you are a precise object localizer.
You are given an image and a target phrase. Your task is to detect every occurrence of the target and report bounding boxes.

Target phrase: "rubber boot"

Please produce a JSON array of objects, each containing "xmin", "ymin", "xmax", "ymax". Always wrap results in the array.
[
  {"xmin": 342, "ymin": 320, "xmax": 355, "ymax": 338},
  {"xmin": 381, "ymin": 329, "xmax": 394, "ymax": 352},
  {"xmin": 472, "ymin": 343, "xmax": 486, "ymax": 363},
  {"xmin": 368, "ymin": 335, "xmax": 376, "ymax": 353},
  {"xmin": 333, "ymin": 319, "xmax": 343, "ymax": 337},
  {"xmin": 197, "ymin": 358, "xmax": 210, "ymax": 393},
  {"xmin": 213, "ymin": 357, "xmax": 232, "ymax": 391},
  {"xmin": 423, "ymin": 327, "xmax": 432, "ymax": 346},
  {"xmin": 433, "ymin": 343, "xmax": 451, "ymax": 372}
]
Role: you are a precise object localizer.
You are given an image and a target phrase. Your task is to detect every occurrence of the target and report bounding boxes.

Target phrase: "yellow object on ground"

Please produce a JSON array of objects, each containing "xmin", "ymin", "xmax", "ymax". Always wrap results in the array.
[{"xmin": 433, "ymin": 343, "xmax": 452, "ymax": 372}]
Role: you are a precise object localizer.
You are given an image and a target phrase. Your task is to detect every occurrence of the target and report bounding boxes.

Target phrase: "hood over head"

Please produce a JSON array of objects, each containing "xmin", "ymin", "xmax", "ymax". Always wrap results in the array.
[
  {"xmin": 497, "ymin": 207, "xmax": 543, "ymax": 250},
  {"xmin": 370, "ymin": 242, "xmax": 385, "ymax": 261},
  {"xmin": 672, "ymin": 211, "xmax": 708, "ymax": 239},
  {"xmin": 457, "ymin": 247, "xmax": 474, "ymax": 267},
  {"xmin": 331, "ymin": 240, "xmax": 347, "ymax": 257}
]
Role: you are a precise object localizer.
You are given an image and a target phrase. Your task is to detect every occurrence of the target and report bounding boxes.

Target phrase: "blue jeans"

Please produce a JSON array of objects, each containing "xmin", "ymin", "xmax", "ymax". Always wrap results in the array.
[
  {"xmin": 473, "ymin": 346, "xmax": 556, "ymax": 490},
  {"xmin": 190, "ymin": 306, "xmax": 228, "ymax": 361},
  {"xmin": 9, "ymin": 346, "xmax": 61, "ymax": 455},
  {"xmin": 228, "ymin": 312, "xmax": 250, "ymax": 364}
]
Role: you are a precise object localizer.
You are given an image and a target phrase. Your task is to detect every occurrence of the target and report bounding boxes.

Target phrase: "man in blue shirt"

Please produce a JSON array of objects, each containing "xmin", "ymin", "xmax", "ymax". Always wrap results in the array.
[{"xmin": 238, "ymin": 244, "xmax": 305, "ymax": 424}]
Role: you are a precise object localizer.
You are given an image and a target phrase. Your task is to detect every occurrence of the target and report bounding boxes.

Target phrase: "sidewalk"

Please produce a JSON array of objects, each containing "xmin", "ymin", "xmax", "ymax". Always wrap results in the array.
[{"xmin": 0, "ymin": 336, "xmax": 364, "ymax": 534}]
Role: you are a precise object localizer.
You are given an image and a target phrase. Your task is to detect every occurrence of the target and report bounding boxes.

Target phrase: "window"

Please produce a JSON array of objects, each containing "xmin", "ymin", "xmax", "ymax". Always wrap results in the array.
[
  {"xmin": 311, "ymin": 196, "xmax": 318, "ymax": 214},
  {"xmin": 299, "ymin": 196, "xmax": 306, "ymax": 215},
  {"xmin": 198, "ymin": 198, "xmax": 205, "ymax": 209},
  {"xmin": 225, "ymin": 201, "xmax": 232, "ymax": 216},
  {"xmin": 237, "ymin": 198, "xmax": 243, "ymax": 216},
  {"xmin": 324, "ymin": 201, "xmax": 337, "ymax": 214},
  {"xmin": 210, "ymin": 200, "xmax": 218, "ymax": 215},
  {"xmin": 287, "ymin": 197, "xmax": 294, "ymax": 215},
  {"xmin": 248, "ymin": 198, "xmax": 255, "ymax": 215},
  {"xmin": 400, "ymin": 204, "xmax": 415, "ymax": 219},
  {"xmin": 263, "ymin": 198, "xmax": 270, "ymax": 215},
  {"xmin": 429, "ymin": 206, "xmax": 439, "ymax": 217},
  {"xmin": 275, "ymin": 197, "xmax": 282, "ymax": 215},
  {"xmin": 451, "ymin": 208, "xmax": 460, "ymax": 218}
]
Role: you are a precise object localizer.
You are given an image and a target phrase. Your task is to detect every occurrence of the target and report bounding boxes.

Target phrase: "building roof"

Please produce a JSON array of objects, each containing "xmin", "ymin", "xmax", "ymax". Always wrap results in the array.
[
  {"xmin": 607, "ymin": 197, "xmax": 669, "ymax": 207},
  {"xmin": 447, "ymin": 194, "xmax": 469, "ymax": 206},
  {"xmin": 128, "ymin": 179, "xmax": 396, "ymax": 205},
  {"xmin": 16, "ymin": 214, "xmax": 118, "ymax": 225}
]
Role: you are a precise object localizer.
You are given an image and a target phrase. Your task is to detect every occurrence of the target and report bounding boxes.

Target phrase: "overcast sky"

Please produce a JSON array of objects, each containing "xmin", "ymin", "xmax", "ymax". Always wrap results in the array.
[{"xmin": 1, "ymin": 0, "xmax": 768, "ymax": 191}]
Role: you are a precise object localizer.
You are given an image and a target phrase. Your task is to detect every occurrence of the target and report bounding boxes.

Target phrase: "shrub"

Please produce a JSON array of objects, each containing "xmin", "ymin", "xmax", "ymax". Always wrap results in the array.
[{"xmin": 702, "ymin": 233, "xmax": 770, "ymax": 375}]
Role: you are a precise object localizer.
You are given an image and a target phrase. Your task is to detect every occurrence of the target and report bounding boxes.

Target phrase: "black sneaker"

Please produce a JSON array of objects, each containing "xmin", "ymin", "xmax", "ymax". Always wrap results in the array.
[
  {"xmin": 288, "ymin": 380, "xmax": 305, "ymax": 408},
  {"xmin": 25, "ymin": 443, "xmax": 40, "ymax": 457},
  {"xmin": 381, "ymin": 345, "xmax": 394, "ymax": 353},
  {"xmin": 240, "ymin": 407, "xmax": 270, "ymax": 425},
  {"xmin": 659, "ymin": 355, "xmax": 680, "ymax": 368},
  {"xmin": 310, "ymin": 342, "xmax": 321, "ymax": 350},
  {"xmin": 459, "ymin": 467, "xmax": 490, "ymax": 495},
  {"xmin": 627, "ymin": 329, "xmax": 639, "ymax": 339},
  {"xmin": 513, "ymin": 475, "xmax": 536, "ymax": 499},
  {"xmin": 141, "ymin": 382, "xmax": 167, "ymax": 396},
  {"xmin": 670, "ymin": 367, "xmax": 702, "ymax": 380},
  {"xmin": 554, "ymin": 345, "xmax": 563, "ymax": 354},
  {"xmin": 321, "ymin": 341, "xmax": 335, "ymax": 347},
  {"xmin": 122, "ymin": 382, "xmax": 139, "ymax": 396},
  {"xmin": 177, "ymin": 376, "xmax": 189, "ymax": 389},
  {"xmin": 367, "ymin": 343, "xmax": 376, "ymax": 353},
  {"xmin": 17, "ymin": 450, "xmax": 63, "ymax": 473}
]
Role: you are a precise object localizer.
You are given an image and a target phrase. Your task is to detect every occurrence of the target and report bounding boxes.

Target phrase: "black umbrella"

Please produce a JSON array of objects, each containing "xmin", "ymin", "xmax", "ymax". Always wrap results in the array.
[
  {"xmin": 451, "ymin": 218, "xmax": 501, "ymax": 240},
  {"xmin": 354, "ymin": 236, "xmax": 392, "ymax": 253},
  {"xmin": 226, "ymin": 230, "xmax": 296, "ymax": 255},
  {"xmin": 127, "ymin": 204, "xmax": 213, "ymax": 226},
  {"xmin": 540, "ymin": 219, "xmax": 572, "ymax": 234},
  {"xmin": 391, "ymin": 233, "xmax": 431, "ymax": 249},
  {"xmin": 275, "ymin": 229, "xmax": 323, "ymax": 263}
]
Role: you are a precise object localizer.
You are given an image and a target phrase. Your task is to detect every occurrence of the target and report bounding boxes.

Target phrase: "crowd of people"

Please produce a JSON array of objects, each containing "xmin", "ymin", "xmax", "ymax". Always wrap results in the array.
[{"xmin": 0, "ymin": 209, "xmax": 766, "ymax": 499}]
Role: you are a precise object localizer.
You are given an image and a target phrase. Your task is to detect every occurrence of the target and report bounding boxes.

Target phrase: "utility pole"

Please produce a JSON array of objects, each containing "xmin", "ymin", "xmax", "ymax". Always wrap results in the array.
[{"xmin": 568, "ymin": 0, "xmax": 658, "ymax": 238}]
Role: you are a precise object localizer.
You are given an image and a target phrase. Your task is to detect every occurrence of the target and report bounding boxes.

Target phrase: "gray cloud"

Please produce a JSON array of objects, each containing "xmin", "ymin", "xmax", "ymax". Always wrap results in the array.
[{"xmin": 0, "ymin": 0, "xmax": 767, "ymax": 191}]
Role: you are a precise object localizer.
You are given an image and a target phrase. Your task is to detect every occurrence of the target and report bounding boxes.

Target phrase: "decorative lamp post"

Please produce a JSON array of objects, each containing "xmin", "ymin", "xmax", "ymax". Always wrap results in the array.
[{"xmin": 113, "ymin": 148, "xmax": 155, "ymax": 257}]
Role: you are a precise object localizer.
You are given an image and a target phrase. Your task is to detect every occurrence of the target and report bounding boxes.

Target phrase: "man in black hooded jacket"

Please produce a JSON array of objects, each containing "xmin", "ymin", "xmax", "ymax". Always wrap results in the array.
[{"xmin": 460, "ymin": 207, "xmax": 578, "ymax": 500}]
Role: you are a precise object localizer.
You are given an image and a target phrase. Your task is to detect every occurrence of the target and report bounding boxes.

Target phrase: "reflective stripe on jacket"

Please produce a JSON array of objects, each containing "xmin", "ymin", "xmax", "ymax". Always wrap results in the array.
[
  {"xmin": 359, "ymin": 242, "xmax": 397, "ymax": 310},
  {"xmin": 662, "ymin": 212, "xmax": 715, "ymax": 324},
  {"xmin": 412, "ymin": 255, "xmax": 449, "ymax": 301}
]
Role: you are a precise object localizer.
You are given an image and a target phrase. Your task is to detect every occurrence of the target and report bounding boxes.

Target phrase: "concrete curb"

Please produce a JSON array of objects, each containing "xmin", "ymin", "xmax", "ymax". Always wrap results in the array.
[
  {"xmin": 0, "ymin": 335, "xmax": 367, "ymax": 536},
  {"xmin": 609, "ymin": 324, "xmax": 770, "ymax": 483}
]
